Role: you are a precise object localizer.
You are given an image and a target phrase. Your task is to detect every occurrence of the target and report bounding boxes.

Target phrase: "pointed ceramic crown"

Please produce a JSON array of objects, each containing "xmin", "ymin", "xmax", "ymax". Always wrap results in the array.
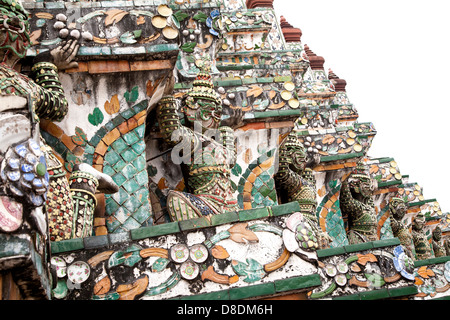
[{"xmin": 186, "ymin": 59, "xmax": 221, "ymax": 105}]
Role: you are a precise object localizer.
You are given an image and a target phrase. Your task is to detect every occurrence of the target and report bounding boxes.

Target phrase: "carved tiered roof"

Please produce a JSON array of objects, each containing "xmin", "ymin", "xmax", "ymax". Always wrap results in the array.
[
  {"xmin": 304, "ymin": 44, "xmax": 325, "ymax": 70},
  {"xmin": 280, "ymin": 15, "xmax": 302, "ymax": 43}
]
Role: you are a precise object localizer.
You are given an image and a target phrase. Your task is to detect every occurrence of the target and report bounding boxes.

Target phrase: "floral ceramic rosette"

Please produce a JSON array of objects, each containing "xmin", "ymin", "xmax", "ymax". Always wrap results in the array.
[
  {"xmin": 393, "ymin": 245, "xmax": 415, "ymax": 280},
  {"xmin": 0, "ymin": 138, "xmax": 49, "ymax": 207},
  {"xmin": 282, "ymin": 212, "xmax": 320, "ymax": 262}
]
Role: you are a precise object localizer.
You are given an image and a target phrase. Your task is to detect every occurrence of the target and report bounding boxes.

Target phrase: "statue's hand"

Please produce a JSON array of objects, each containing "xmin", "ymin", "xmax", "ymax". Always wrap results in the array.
[
  {"xmin": 50, "ymin": 39, "xmax": 80, "ymax": 70},
  {"xmin": 220, "ymin": 107, "xmax": 245, "ymax": 129},
  {"xmin": 307, "ymin": 152, "xmax": 320, "ymax": 168}
]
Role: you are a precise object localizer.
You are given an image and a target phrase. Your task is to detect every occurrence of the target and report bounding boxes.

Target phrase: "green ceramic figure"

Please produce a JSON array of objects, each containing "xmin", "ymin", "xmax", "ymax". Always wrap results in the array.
[
  {"xmin": 412, "ymin": 212, "xmax": 433, "ymax": 260},
  {"xmin": 340, "ymin": 161, "xmax": 378, "ymax": 244},
  {"xmin": 156, "ymin": 59, "xmax": 240, "ymax": 221},
  {"xmin": 275, "ymin": 132, "xmax": 331, "ymax": 249},
  {"xmin": 432, "ymin": 226, "xmax": 446, "ymax": 258},
  {"xmin": 389, "ymin": 196, "xmax": 414, "ymax": 258}
]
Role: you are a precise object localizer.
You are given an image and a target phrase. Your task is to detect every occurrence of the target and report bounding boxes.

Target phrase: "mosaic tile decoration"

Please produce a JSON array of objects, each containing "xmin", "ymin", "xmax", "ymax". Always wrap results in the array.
[
  {"xmin": 317, "ymin": 179, "xmax": 348, "ymax": 248},
  {"xmin": 235, "ymin": 149, "xmax": 277, "ymax": 210},
  {"xmin": 41, "ymin": 100, "xmax": 153, "ymax": 233},
  {"xmin": 377, "ymin": 202, "xmax": 394, "ymax": 240}
]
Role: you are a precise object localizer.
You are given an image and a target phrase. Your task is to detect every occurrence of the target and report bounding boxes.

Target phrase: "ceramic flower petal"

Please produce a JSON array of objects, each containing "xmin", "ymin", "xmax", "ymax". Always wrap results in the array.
[{"xmin": 282, "ymin": 228, "xmax": 300, "ymax": 252}]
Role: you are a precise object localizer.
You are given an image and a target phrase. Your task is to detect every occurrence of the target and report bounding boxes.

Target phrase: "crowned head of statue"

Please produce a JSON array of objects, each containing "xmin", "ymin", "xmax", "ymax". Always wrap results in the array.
[
  {"xmin": 182, "ymin": 56, "xmax": 222, "ymax": 132},
  {"xmin": 0, "ymin": 0, "xmax": 31, "ymax": 67}
]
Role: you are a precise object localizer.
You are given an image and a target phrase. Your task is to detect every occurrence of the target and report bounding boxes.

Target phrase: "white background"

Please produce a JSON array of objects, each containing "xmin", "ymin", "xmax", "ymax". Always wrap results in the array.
[{"xmin": 273, "ymin": 0, "xmax": 450, "ymax": 211}]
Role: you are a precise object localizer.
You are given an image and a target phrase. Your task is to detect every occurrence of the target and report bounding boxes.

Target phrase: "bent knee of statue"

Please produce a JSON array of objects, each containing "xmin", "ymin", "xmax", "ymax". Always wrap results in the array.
[{"xmin": 166, "ymin": 190, "xmax": 217, "ymax": 221}]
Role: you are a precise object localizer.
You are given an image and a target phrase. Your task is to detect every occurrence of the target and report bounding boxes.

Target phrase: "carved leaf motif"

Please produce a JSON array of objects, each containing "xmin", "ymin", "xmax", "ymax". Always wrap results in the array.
[
  {"xmin": 93, "ymin": 276, "xmax": 111, "ymax": 295},
  {"xmin": 246, "ymin": 85, "xmax": 263, "ymax": 98},
  {"xmin": 211, "ymin": 245, "xmax": 229, "ymax": 259},
  {"xmin": 87, "ymin": 250, "xmax": 114, "ymax": 268},
  {"xmin": 356, "ymin": 253, "xmax": 377, "ymax": 265},
  {"xmin": 104, "ymin": 9, "xmax": 129, "ymax": 27},
  {"xmin": 322, "ymin": 134, "xmax": 335, "ymax": 145},
  {"xmin": 104, "ymin": 94, "xmax": 120, "ymax": 115},
  {"xmin": 365, "ymin": 273, "xmax": 385, "ymax": 288},
  {"xmin": 268, "ymin": 101, "xmax": 285, "ymax": 109},
  {"xmin": 418, "ymin": 266, "xmax": 435, "ymax": 279},
  {"xmin": 88, "ymin": 107, "xmax": 104, "ymax": 126},
  {"xmin": 228, "ymin": 223, "xmax": 259, "ymax": 244},
  {"xmin": 72, "ymin": 127, "xmax": 87, "ymax": 147},
  {"xmin": 201, "ymin": 266, "xmax": 232, "ymax": 284},
  {"xmin": 231, "ymin": 258, "xmax": 265, "ymax": 283},
  {"xmin": 117, "ymin": 275, "xmax": 149, "ymax": 300},
  {"xmin": 124, "ymin": 86, "xmax": 139, "ymax": 103}
]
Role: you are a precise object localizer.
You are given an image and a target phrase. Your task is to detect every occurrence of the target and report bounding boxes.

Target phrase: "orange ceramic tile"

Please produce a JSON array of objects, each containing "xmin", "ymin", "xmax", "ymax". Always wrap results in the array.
[
  {"xmin": 252, "ymin": 166, "xmax": 263, "ymax": 177},
  {"xmin": 93, "ymin": 217, "xmax": 106, "ymax": 227},
  {"xmin": 102, "ymin": 128, "xmax": 121, "ymax": 146},
  {"xmin": 247, "ymin": 172, "xmax": 256, "ymax": 184},
  {"xmin": 41, "ymin": 120, "xmax": 64, "ymax": 138},
  {"xmin": 137, "ymin": 114, "xmax": 146, "ymax": 126},
  {"xmin": 88, "ymin": 60, "xmax": 130, "ymax": 74},
  {"xmin": 129, "ymin": 59, "xmax": 173, "ymax": 71},
  {"xmin": 243, "ymin": 181, "xmax": 253, "ymax": 194},
  {"xmin": 118, "ymin": 121, "xmax": 129, "ymax": 134},
  {"xmin": 259, "ymin": 158, "xmax": 274, "ymax": 171},
  {"xmin": 320, "ymin": 207, "xmax": 328, "ymax": 218},
  {"xmin": 243, "ymin": 202, "xmax": 252, "ymax": 210},
  {"xmin": 60, "ymin": 133, "xmax": 77, "ymax": 151},
  {"xmin": 94, "ymin": 140, "xmax": 108, "ymax": 156},
  {"xmin": 93, "ymin": 164, "xmax": 103, "ymax": 172}
]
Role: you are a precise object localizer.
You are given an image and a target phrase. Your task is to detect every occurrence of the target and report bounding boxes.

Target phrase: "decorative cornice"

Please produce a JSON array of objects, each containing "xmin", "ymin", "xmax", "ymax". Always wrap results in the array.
[
  {"xmin": 328, "ymin": 68, "xmax": 347, "ymax": 92},
  {"xmin": 304, "ymin": 44, "xmax": 325, "ymax": 70},
  {"xmin": 280, "ymin": 15, "xmax": 302, "ymax": 43},
  {"xmin": 246, "ymin": 0, "xmax": 274, "ymax": 9}
]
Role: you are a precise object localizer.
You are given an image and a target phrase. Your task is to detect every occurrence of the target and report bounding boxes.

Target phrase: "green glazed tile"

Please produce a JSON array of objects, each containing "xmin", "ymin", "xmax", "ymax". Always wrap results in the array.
[
  {"xmin": 211, "ymin": 211, "xmax": 239, "ymax": 226},
  {"xmin": 229, "ymin": 283, "xmax": 275, "ymax": 300},
  {"xmin": 130, "ymin": 222, "xmax": 180, "ymax": 240},
  {"xmin": 83, "ymin": 235, "xmax": 109, "ymax": 249},
  {"xmin": 238, "ymin": 207, "xmax": 270, "ymax": 221},
  {"xmin": 333, "ymin": 293, "xmax": 361, "ymax": 300},
  {"xmin": 344, "ymin": 241, "xmax": 373, "ymax": 253},
  {"xmin": 122, "ymin": 179, "xmax": 140, "ymax": 194},
  {"xmin": 360, "ymin": 288, "xmax": 389, "ymax": 300},
  {"xmin": 317, "ymin": 246, "xmax": 346, "ymax": 258},
  {"xmin": 179, "ymin": 217, "xmax": 211, "ymax": 231},
  {"xmin": 51, "ymin": 238, "xmax": 84, "ymax": 254},
  {"xmin": 372, "ymin": 238, "xmax": 401, "ymax": 248},
  {"xmin": 271, "ymin": 201, "xmax": 301, "ymax": 217},
  {"xmin": 275, "ymin": 274, "xmax": 321, "ymax": 293},
  {"xmin": 179, "ymin": 290, "xmax": 230, "ymax": 300},
  {"xmin": 388, "ymin": 286, "xmax": 418, "ymax": 298}
]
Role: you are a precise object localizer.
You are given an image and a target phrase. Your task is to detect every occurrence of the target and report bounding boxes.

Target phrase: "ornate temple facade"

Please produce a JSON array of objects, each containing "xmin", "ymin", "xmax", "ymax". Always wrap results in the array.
[{"xmin": 0, "ymin": 0, "xmax": 449, "ymax": 301}]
